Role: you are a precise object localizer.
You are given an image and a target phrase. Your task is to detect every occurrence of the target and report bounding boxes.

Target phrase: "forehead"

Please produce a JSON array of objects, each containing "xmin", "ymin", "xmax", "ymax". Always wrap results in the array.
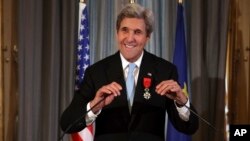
[{"xmin": 119, "ymin": 18, "xmax": 146, "ymax": 31}]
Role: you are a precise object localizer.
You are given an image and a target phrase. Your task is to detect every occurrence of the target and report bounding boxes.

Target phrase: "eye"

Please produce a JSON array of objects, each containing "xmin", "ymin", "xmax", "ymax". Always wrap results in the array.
[
  {"xmin": 120, "ymin": 27, "xmax": 129, "ymax": 33},
  {"xmin": 134, "ymin": 29, "xmax": 142, "ymax": 35}
]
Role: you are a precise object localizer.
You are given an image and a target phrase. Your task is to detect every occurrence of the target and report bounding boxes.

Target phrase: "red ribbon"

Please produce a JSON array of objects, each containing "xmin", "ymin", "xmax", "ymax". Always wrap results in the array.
[{"xmin": 143, "ymin": 77, "xmax": 151, "ymax": 88}]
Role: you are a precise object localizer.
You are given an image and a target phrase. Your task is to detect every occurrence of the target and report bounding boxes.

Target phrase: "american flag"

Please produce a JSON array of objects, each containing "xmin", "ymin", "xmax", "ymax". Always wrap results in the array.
[{"xmin": 71, "ymin": 2, "xmax": 94, "ymax": 141}]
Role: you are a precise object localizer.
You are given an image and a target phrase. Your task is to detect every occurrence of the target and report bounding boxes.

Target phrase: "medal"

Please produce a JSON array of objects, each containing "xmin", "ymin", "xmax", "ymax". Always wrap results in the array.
[{"xmin": 143, "ymin": 77, "xmax": 152, "ymax": 100}]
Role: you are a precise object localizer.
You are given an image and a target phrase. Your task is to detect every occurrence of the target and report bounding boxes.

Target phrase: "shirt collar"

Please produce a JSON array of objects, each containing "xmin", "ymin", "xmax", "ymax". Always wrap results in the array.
[{"xmin": 120, "ymin": 51, "xmax": 144, "ymax": 70}]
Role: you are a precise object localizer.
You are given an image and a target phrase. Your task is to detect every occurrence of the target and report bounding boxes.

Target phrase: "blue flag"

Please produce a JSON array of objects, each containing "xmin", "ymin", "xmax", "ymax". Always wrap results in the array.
[{"xmin": 166, "ymin": 3, "xmax": 191, "ymax": 141}]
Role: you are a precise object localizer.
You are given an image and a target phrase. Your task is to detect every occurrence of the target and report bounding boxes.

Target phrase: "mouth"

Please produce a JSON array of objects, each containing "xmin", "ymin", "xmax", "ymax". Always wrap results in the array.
[{"xmin": 125, "ymin": 44, "xmax": 136, "ymax": 49}]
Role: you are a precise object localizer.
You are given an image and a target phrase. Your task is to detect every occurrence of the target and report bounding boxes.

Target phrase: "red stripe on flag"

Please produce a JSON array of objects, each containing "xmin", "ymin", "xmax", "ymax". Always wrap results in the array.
[
  {"xmin": 87, "ymin": 125, "xmax": 94, "ymax": 135},
  {"xmin": 71, "ymin": 133, "xmax": 83, "ymax": 141}
]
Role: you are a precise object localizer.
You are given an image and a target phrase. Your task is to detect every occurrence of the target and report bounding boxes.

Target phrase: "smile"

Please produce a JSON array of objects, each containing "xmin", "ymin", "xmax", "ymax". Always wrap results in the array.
[{"xmin": 125, "ymin": 44, "xmax": 136, "ymax": 48}]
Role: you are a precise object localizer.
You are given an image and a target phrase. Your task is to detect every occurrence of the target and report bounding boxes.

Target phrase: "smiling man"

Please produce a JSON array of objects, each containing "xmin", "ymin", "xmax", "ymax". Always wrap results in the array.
[{"xmin": 60, "ymin": 3, "xmax": 198, "ymax": 141}]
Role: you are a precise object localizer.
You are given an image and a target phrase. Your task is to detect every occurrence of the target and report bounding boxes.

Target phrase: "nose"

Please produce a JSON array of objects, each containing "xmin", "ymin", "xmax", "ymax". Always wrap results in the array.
[{"xmin": 126, "ymin": 31, "xmax": 135, "ymax": 42}]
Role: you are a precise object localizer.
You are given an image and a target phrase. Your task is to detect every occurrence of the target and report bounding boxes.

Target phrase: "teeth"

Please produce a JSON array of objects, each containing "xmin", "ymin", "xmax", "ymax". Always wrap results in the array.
[{"xmin": 125, "ymin": 44, "xmax": 134, "ymax": 48}]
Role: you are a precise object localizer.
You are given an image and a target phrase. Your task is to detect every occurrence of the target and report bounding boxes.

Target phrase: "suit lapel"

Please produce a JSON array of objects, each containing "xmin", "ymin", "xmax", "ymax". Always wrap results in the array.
[
  {"xmin": 105, "ymin": 52, "xmax": 124, "ymax": 85},
  {"xmin": 134, "ymin": 51, "xmax": 156, "ymax": 106},
  {"xmin": 105, "ymin": 52, "xmax": 130, "ymax": 112}
]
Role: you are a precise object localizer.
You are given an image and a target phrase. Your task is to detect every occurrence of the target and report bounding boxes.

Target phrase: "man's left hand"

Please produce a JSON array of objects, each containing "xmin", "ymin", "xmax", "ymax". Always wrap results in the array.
[{"xmin": 155, "ymin": 80, "xmax": 188, "ymax": 106}]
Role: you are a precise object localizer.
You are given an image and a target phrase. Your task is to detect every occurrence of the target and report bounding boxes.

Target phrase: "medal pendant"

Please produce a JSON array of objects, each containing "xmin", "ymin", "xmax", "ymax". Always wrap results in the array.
[{"xmin": 143, "ymin": 88, "xmax": 151, "ymax": 100}]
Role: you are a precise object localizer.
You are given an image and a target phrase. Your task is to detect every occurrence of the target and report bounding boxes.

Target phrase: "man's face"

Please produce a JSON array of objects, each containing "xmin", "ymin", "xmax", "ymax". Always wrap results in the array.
[{"xmin": 116, "ymin": 18, "xmax": 150, "ymax": 62}]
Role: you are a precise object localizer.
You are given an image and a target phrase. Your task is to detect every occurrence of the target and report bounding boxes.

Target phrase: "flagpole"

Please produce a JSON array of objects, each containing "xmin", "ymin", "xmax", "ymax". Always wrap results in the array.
[{"xmin": 129, "ymin": 0, "xmax": 136, "ymax": 4}]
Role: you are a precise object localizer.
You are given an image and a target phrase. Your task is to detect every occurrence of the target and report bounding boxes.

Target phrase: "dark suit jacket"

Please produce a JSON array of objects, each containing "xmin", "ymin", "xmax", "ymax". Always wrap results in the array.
[{"xmin": 60, "ymin": 51, "xmax": 199, "ymax": 141}]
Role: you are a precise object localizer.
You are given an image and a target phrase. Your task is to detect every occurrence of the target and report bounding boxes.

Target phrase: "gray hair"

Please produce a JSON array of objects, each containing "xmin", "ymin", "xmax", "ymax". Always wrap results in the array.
[{"xmin": 116, "ymin": 3, "xmax": 154, "ymax": 37}]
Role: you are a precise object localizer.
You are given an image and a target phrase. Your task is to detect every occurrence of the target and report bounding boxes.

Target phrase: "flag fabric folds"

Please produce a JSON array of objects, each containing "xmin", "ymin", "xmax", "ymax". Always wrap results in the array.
[
  {"xmin": 166, "ymin": 3, "xmax": 191, "ymax": 141},
  {"xmin": 71, "ymin": 2, "xmax": 94, "ymax": 141}
]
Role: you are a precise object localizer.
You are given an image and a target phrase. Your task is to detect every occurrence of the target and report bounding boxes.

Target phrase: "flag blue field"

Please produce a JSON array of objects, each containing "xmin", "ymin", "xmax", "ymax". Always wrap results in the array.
[
  {"xmin": 75, "ymin": 2, "xmax": 90, "ymax": 91},
  {"xmin": 166, "ymin": 3, "xmax": 191, "ymax": 141}
]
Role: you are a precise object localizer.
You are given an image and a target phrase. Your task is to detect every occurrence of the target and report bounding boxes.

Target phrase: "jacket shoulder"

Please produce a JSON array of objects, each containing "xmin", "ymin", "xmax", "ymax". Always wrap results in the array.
[
  {"xmin": 145, "ymin": 51, "xmax": 176, "ymax": 69},
  {"xmin": 87, "ymin": 53, "xmax": 119, "ymax": 71}
]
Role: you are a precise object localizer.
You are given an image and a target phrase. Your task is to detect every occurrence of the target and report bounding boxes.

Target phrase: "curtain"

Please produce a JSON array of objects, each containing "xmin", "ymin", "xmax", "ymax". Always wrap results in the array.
[
  {"xmin": 17, "ymin": 0, "xmax": 229, "ymax": 141},
  {"xmin": 18, "ymin": 0, "xmax": 77, "ymax": 140},
  {"xmin": 186, "ymin": 0, "xmax": 230, "ymax": 141}
]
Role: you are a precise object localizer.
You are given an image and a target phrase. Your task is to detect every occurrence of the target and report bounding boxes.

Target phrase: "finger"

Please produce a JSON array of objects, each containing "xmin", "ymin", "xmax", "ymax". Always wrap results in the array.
[
  {"xmin": 110, "ymin": 82, "xmax": 122, "ymax": 95},
  {"xmin": 160, "ymin": 86, "xmax": 173, "ymax": 95},
  {"xmin": 155, "ymin": 81, "xmax": 165, "ymax": 89},
  {"xmin": 170, "ymin": 83, "xmax": 182, "ymax": 93},
  {"xmin": 156, "ymin": 80, "xmax": 175, "ymax": 89},
  {"xmin": 105, "ymin": 94, "xmax": 115, "ymax": 105},
  {"xmin": 103, "ymin": 82, "xmax": 123, "ymax": 96},
  {"xmin": 98, "ymin": 86, "xmax": 112, "ymax": 96},
  {"xmin": 157, "ymin": 80, "xmax": 181, "ymax": 92},
  {"xmin": 106, "ymin": 83, "xmax": 121, "ymax": 96},
  {"xmin": 168, "ymin": 85, "xmax": 179, "ymax": 93},
  {"xmin": 156, "ymin": 83, "xmax": 172, "ymax": 95},
  {"xmin": 111, "ymin": 82, "xmax": 122, "ymax": 90}
]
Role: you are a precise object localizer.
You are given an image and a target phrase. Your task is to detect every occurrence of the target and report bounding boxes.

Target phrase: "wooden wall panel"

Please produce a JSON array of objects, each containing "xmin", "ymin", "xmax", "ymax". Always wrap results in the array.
[
  {"xmin": 228, "ymin": 0, "xmax": 250, "ymax": 125},
  {"xmin": 0, "ymin": 0, "xmax": 4, "ymax": 140},
  {"xmin": 1, "ymin": 0, "xmax": 18, "ymax": 141}
]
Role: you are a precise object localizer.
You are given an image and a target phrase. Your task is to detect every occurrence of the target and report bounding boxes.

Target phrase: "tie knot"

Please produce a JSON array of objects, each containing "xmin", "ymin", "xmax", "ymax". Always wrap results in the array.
[{"xmin": 128, "ymin": 63, "xmax": 136, "ymax": 73}]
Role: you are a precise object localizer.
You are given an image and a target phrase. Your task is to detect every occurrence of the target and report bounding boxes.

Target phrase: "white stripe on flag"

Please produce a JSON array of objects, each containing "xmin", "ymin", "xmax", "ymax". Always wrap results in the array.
[{"xmin": 78, "ymin": 127, "xmax": 94, "ymax": 141}]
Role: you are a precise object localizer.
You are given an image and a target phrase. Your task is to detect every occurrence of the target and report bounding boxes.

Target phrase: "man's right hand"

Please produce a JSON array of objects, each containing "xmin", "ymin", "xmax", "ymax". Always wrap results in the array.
[{"xmin": 90, "ymin": 82, "xmax": 122, "ymax": 114}]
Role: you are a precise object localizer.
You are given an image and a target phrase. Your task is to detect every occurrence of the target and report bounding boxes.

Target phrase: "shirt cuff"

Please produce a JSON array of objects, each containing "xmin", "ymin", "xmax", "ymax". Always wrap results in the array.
[
  {"xmin": 175, "ymin": 99, "xmax": 190, "ymax": 121},
  {"xmin": 85, "ymin": 102, "xmax": 101, "ymax": 125}
]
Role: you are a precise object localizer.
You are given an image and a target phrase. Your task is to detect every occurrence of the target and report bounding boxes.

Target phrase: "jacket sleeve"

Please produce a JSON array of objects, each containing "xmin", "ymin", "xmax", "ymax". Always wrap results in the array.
[
  {"xmin": 60, "ymin": 67, "xmax": 96, "ymax": 133},
  {"xmin": 162, "ymin": 63, "xmax": 199, "ymax": 135}
]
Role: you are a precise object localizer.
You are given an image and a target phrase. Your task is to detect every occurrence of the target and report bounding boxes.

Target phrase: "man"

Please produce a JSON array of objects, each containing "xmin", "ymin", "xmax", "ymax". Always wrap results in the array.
[{"xmin": 60, "ymin": 3, "xmax": 198, "ymax": 141}]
